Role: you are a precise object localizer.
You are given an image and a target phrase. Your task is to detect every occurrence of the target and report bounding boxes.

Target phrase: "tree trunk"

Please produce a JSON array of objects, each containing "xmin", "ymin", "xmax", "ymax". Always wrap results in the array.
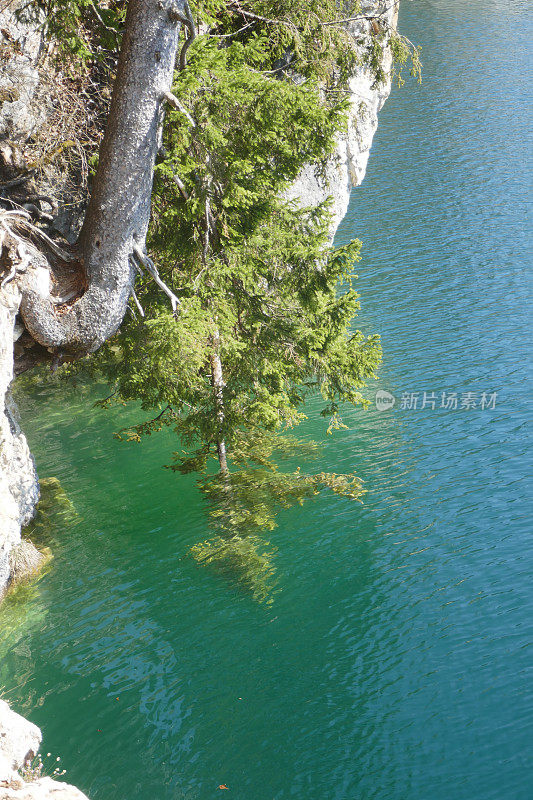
[
  {"xmin": 209, "ymin": 333, "xmax": 229, "ymax": 475},
  {"xmin": 15, "ymin": 0, "xmax": 182, "ymax": 357},
  {"xmin": 0, "ymin": 0, "xmax": 182, "ymax": 593}
]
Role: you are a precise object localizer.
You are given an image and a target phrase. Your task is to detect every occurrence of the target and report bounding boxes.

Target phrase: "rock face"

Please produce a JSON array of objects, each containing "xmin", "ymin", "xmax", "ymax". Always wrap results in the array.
[
  {"xmin": 0, "ymin": 282, "xmax": 40, "ymax": 597},
  {"xmin": 0, "ymin": 4, "xmax": 46, "ymax": 142},
  {"xmin": 287, "ymin": 0, "xmax": 398, "ymax": 237},
  {"xmin": 0, "ymin": 700, "xmax": 90, "ymax": 800},
  {"xmin": 0, "ymin": 2, "xmax": 44, "ymax": 599}
]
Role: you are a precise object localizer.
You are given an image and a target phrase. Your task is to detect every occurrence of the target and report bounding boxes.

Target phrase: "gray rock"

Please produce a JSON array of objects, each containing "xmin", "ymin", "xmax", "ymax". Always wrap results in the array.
[
  {"xmin": 0, "ymin": 280, "xmax": 38, "ymax": 598},
  {"xmin": 0, "ymin": 700, "xmax": 90, "ymax": 799},
  {"xmin": 8, "ymin": 540, "xmax": 47, "ymax": 585},
  {"xmin": 0, "ymin": 700, "xmax": 40, "ymax": 774},
  {"xmin": 0, "ymin": 3, "xmax": 46, "ymax": 143},
  {"xmin": 287, "ymin": 0, "xmax": 398, "ymax": 240}
]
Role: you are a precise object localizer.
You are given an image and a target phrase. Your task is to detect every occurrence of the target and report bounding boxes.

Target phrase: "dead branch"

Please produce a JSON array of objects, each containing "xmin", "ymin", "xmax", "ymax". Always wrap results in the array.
[
  {"xmin": 132, "ymin": 244, "xmax": 180, "ymax": 315},
  {"xmin": 131, "ymin": 287, "xmax": 145, "ymax": 317},
  {"xmin": 163, "ymin": 91, "xmax": 196, "ymax": 127}
]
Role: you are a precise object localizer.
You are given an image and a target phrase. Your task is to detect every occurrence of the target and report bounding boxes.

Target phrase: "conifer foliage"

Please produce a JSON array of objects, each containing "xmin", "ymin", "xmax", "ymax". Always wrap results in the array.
[{"xmin": 43, "ymin": 0, "xmax": 419, "ymax": 598}]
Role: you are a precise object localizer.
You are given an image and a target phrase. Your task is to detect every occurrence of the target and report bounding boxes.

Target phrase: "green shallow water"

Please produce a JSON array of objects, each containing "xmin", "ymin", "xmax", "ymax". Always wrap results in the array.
[{"xmin": 1, "ymin": 1, "xmax": 532, "ymax": 798}]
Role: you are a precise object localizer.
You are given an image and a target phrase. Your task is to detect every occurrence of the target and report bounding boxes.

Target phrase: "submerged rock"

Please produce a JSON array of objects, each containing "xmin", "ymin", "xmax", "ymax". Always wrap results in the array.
[
  {"xmin": 7, "ymin": 541, "xmax": 50, "ymax": 587},
  {"xmin": 1, "ymin": 474, "xmax": 73, "ymax": 599},
  {"xmin": 24, "ymin": 478, "xmax": 77, "ymax": 539}
]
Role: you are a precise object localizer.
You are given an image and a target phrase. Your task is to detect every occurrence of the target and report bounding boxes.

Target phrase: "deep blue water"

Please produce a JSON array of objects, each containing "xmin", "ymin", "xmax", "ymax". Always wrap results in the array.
[{"xmin": 1, "ymin": 1, "xmax": 531, "ymax": 798}]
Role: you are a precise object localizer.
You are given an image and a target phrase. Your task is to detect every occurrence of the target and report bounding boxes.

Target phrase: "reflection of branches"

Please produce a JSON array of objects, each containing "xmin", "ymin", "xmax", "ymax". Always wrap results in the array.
[
  {"xmin": 188, "ymin": 463, "xmax": 365, "ymax": 603},
  {"xmin": 113, "ymin": 406, "xmax": 176, "ymax": 443},
  {"xmin": 191, "ymin": 533, "xmax": 277, "ymax": 604}
]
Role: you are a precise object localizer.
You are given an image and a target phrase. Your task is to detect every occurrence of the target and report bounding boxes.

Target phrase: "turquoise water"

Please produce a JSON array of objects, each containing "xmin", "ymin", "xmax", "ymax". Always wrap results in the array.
[{"xmin": 1, "ymin": 1, "xmax": 532, "ymax": 798}]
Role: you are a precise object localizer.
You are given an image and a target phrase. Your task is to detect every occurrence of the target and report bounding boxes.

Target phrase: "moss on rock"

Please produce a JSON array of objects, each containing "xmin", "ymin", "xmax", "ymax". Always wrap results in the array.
[{"xmin": 8, "ymin": 539, "xmax": 51, "ymax": 586}]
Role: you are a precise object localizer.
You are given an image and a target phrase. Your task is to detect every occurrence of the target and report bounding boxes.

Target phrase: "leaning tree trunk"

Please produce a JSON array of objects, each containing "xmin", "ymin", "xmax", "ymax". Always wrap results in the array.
[
  {"xmin": 13, "ymin": 0, "xmax": 182, "ymax": 358},
  {"xmin": 0, "ymin": 0, "xmax": 182, "ymax": 596}
]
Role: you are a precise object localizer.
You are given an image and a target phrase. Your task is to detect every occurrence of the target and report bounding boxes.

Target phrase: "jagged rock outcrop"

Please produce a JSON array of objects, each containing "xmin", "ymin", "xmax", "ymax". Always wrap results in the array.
[
  {"xmin": 0, "ymin": 700, "xmax": 89, "ymax": 799},
  {"xmin": 0, "ymin": 282, "xmax": 40, "ymax": 596},
  {"xmin": 287, "ymin": 0, "xmax": 399, "ymax": 236}
]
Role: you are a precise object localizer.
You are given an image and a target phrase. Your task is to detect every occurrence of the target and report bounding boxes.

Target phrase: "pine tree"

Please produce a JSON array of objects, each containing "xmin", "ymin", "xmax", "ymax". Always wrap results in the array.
[{"xmin": 63, "ymin": 0, "xmax": 420, "ymax": 599}]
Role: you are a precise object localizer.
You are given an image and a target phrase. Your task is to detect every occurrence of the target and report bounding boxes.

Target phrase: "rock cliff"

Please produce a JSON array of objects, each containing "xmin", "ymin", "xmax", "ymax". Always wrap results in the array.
[
  {"xmin": 287, "ymin": 0, "xmax": 399, "ymax": 235},
  {"xmin": 0, "ymin": 2, "xmax": 43, "ymax": 600}
]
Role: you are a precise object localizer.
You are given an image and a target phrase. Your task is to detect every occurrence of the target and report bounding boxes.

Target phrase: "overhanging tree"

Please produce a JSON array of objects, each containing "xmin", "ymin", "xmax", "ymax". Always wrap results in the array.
[
  {"xmin": 1, "ymin": 0, "xmax": 419, "ymax": 369},
  {"xmin": 1, "ymin": 0, "xmax": 183, "ymax": 367},
  {"xmin": 2, "ymin": 0, "xmax": 420, "ymax": 600},
  {"xmin": 80, "ymin": 0, "xmax": 418, "ymax": 599}
]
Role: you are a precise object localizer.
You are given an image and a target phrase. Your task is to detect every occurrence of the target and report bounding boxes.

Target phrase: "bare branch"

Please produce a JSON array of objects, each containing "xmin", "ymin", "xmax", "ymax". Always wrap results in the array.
[
  {"xmin": 228, "ymin": 1, "xmax": 292, "ymax": 28},
  {"xmin": 162, "ymin": 91, "xmax": 196, "ymax": 127},
  {"xmin": 89, "ymin": 1, "xmax": 118, "ymax": 33},
  {"xmin": 320, "ymin": 0, "xmax": 400, "ymax": 26},
  {"xmin": 202, "ymin": 195, "xmax": 210, "ymax": 265},
  {"xmin": 132, "ymin": 245, "xmax": 180, "ymax": 315},
  {"xmin": 1, "ymin": 209, "xmax": 74, "ymax": 262},
  {"xmin": 131, "ymin": 287, "xmax": 145, "ymax": 317},
  {"xmin": 179, "ymin": 34, "xmax": 194, "ymax": 71},
  {"xmin": 154, "ymin": 404, "xmax": 172, "ymax": 421},
  {"xmin": 178, "ymin": 0, "xmax": 197, "ymax": 70},
  {"xmin": 210, "ymin": 21, "xmax": 255, "ymax": 39},
  {"xmin": 172, "ymin": 173, "xmax": 190, "ymax": 200},
  {"xmin": 184, "ymin": 0, "xmax": 197, "ymax": 38},
  {"xmin": 1, "ymin": 264, "xmax": 16, "ymax": 289}
]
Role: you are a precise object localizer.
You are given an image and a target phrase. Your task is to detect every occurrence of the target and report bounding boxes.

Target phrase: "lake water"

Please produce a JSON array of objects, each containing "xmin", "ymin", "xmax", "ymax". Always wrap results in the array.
[{"xmin": 1, "ymin": 1, "xmax": 531, "ymax": 798}]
